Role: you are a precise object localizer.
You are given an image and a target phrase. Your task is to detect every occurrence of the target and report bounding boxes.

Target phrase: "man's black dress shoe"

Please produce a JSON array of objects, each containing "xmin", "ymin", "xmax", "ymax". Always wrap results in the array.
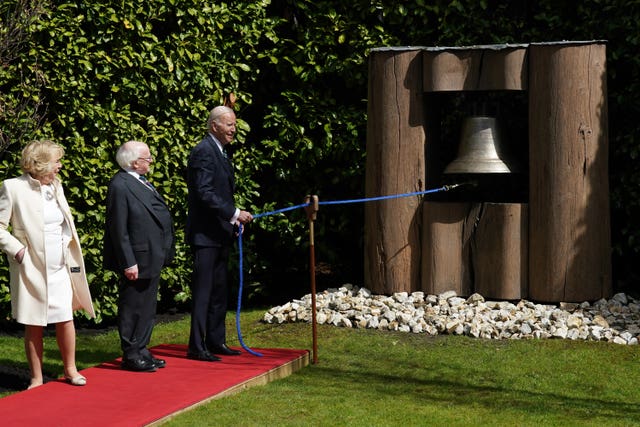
[
  {"xmin": 150, "ymin": 357, "xmax": 166, "ymax": 368},
  {"xmin": 187, "ymin": 351, "xmax": 221, "ymax": 362},
  {"xmin": 209, "ymin": 344, "xmax": 242, "ymax": 356},
  {"xmin": 121, "ymin": 358, "xmax": 157, "ymax": 372}
]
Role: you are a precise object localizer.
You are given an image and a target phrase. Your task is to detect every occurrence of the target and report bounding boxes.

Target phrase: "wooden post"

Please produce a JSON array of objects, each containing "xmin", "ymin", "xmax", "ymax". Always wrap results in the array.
[
  {"xmin": 472, "ymin": 203, "xmax": 528, "ymax": 300},
  {"xmin": 304, "ymin": 195, "xmax": 319, "ymax": 364},
  {"xmin": 421, "ymin": 202, "xmax": 472, "ymax": 295},
  {"xmin": 528, "ymin": 42, "xmax": 611, "ymax": 302},
  {"xmin": 422, "ymin": 201, "xmax": 527, "ymax": 299},
  {"xmin": 365, "ymin": 48, "xmax": 426, "ymax": 294}
]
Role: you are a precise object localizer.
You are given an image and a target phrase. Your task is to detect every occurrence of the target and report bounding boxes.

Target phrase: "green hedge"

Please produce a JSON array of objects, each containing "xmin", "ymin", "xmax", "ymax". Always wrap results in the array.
[
  {"xmin": 1, "ymin": 0, "xmax": 640, "ymax": 324},
  {"xmin": 0, "ymin": 0, "xmax": 281, "ymax": 323}
]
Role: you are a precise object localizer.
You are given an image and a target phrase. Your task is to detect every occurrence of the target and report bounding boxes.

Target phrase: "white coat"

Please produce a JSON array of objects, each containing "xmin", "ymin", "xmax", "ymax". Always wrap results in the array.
[{"xmin": 0, "ymin": 173, "xmax": 95, "ymax": 326}]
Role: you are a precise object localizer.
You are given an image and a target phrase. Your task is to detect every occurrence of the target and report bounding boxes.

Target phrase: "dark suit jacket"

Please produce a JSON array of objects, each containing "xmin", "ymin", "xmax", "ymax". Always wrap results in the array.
[
  {"xmin": 186, "ymin": 134, "xmax": 236, "ymax": 248},
  {"xmin": 103, "ymin": 170, "xmax": 175, "ymax": 278}
]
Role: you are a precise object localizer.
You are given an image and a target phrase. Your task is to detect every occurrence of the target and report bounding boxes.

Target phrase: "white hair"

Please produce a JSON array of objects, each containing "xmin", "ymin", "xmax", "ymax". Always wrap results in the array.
[
  {"xmin": 115, "ymin": 140, "xmax": 146, "ymax": 169},
  {"xmin": 207, "ymin": 105, "xmax": 235, "ymax": 130}
]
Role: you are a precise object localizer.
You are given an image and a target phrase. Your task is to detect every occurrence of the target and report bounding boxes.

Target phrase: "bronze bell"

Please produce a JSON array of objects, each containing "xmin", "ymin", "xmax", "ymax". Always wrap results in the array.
[{"xmin": 444, "ymin": 116, "xmax": 520, "ymax": 174}]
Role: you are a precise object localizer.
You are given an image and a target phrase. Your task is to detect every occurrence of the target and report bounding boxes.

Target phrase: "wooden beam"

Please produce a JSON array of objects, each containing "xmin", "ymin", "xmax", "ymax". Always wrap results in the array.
[{"xmin": 423, "ymin": 45, "xmax": 528, "ymax": 91}]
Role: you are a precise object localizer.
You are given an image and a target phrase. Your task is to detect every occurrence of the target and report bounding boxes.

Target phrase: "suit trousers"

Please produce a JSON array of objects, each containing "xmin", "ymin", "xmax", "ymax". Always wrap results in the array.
[
  {"xmin": 118, "ymin": 276, "xmax": 159, "ymax": 361},
  {"xmin": 188, "ymin": 245, "xmax": 230, "ymax": 353}
]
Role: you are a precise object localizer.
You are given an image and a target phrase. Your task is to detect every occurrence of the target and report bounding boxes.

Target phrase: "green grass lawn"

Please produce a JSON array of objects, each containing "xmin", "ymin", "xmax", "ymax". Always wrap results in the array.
[{"xmin": 2, "ymin": 309, "xmax": 639, "ymax": 426}]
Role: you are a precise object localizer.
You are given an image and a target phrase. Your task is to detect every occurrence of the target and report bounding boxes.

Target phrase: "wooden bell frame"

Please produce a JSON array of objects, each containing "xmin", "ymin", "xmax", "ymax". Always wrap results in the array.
[{"xmin": 364, "ymin": 42, "xmax": 611, "ymax": 303}]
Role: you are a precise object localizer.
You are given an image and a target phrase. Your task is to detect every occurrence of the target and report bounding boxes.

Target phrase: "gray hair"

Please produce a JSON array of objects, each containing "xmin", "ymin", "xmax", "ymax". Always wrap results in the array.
[
  {"xmin": 207, "ymin": 105, "xmax": 234, "ymax": 130},
  {"xmin": 115, "ymin": 140, "xmax": 146, "ymax": 169}
]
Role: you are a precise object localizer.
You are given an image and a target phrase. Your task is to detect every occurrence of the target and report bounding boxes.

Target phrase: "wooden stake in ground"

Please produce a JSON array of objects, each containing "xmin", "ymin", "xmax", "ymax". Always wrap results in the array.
[{"xmin": 304, "ymin": 195, "xmax": 319, "ymax": 364}]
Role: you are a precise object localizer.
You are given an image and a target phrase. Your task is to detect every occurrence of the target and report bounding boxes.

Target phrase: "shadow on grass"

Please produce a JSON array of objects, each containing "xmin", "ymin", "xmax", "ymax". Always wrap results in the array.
[{"xmin": 308, "ymin": 364, "xmax": 640, "ymax": 423}]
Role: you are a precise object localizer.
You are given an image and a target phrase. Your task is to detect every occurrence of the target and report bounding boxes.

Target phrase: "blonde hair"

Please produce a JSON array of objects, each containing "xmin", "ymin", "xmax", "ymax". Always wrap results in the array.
[{"xmin": 20, "ymin": 140, "xmax": 65, "ymax": 176}]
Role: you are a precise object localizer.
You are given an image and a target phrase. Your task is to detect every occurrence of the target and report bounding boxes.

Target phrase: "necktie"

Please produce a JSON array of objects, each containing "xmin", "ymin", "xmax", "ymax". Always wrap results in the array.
[{"xmin": 139, "ymin": 175, "xmax": 156, "ymax": 192}]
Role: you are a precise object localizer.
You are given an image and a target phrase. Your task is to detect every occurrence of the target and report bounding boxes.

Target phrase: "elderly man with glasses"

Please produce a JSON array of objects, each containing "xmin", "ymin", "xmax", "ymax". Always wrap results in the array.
[{"xmin": 103, "ymin": 140, "xmax": 175, "ymax": 372}]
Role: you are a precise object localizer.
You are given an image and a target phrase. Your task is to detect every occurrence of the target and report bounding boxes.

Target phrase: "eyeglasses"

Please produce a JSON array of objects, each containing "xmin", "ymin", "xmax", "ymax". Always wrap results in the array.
[{"xmin": 137, "ymin": 156, "xmax": 153, "ymax": 163}]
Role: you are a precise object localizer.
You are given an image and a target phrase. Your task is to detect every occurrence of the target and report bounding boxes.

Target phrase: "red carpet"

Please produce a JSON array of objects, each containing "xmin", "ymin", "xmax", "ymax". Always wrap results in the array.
[{"xmin": 0, "ymin": 344, "xmax": 309, "ymax": 426}]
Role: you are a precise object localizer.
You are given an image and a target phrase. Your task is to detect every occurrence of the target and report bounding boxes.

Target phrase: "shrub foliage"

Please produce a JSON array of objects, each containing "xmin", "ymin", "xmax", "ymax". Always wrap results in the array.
[{"xmin": 1, "ymin": 0, "xmax": 639, "ymax": 323}]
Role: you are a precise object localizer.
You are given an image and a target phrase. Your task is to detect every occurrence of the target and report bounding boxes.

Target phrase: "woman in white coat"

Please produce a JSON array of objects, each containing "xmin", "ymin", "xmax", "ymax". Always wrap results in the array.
[{"xmin": 0, "ymin": 140, "xmax": 95, "ymax": 389}]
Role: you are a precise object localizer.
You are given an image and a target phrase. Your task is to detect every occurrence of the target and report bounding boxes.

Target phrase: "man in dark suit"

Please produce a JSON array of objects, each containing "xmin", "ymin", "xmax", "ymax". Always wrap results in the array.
[
  {"xmin": 186, "ymin": 106, "xmax": 253, "ymax": 362},
  {"xmin": 104, "ymin": 140, "xmax": 175, "ymax": 372}
]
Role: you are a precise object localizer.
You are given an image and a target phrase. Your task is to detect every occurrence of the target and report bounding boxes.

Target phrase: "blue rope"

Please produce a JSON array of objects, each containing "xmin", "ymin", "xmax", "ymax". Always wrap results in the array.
[
  {"xmin": 252, "ymin": 202, "xmax": 308, "ymax": 219},
  {"xmin": 235, "ymin": 185, "xmax": 453, "ymax": 355},
  {"xmin": 236, "ymin": 223, "xmax": 263, "ymax": 357},
  {"xmin": 318, "ymin": 186, "xmax": 448, "ymax": 206}
]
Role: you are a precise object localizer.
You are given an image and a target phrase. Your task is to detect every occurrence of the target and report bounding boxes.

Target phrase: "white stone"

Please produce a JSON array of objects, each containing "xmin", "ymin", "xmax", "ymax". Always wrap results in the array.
[
  {"xmin": 358, "ymin": 287, "xmax": 372, "ymax": 298},
  {"xmin": 411, "ymin": 291, "xmax": 425, "ymax": 302},
  {"xmin": 426, "ymin": 294, "xmax": 438, "ymax": 305},
  {"xmin": 383, "ymin": 310, "xmax": 397, "ymax": 322},
  {"xmin": 439, "ymin": 290, "xmax": 457, "ymax": 300},
  {"xmin": 592, "ymin": 315, "xmax": 609, "ymax": 328},
  {"xmin": 620, "ymin": 331, "xmax": 634, "ymax": 342},
  {"xmin": 378, "ymin": 318, "xmax": 389, "ymax": 330},
  {"xmin": 466, "ymin": 293, "xmax": 485, "ymax": 304},
  {"xmin": 366, "ymin": 316, "xmax": 378, "ymax": 329},
  {"xmin": 261, "ymin": 288, "xmax": 640, "ymax": 346},
  {"xmin": 449, "ymin": 297, "xmax": 466, "ymax": 308},
  {"xmin": 566, "ymin": 328, "xmax": 580, "ymax": 340},
  {"xmin": 611, "ymin": 293, "xmax": 628, "ymax": 305},
  {"xmin": 551, "ymin": 326, "xmax": 568, "ymax": 339},
  {"xmin": 393, "ymin": 292, "xmax": 409, "ymax": 302},
  {"xmin": 341, "ymin": 317, "xmax": 352, "ymax": 328},
  {"xmin": 520, "ymin": 323, "xmax": 532, "ymax": 335},
  {"xmin": 613, "ymin": 336, "xmax": 628, "ymax": 345},
  {"xmin": 316, "ymin": 312, "xmax": 327, "ymax": 325},
  {"xmin": 566, "ymin": 314, "xmax": 583, "ymax": 329}
]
